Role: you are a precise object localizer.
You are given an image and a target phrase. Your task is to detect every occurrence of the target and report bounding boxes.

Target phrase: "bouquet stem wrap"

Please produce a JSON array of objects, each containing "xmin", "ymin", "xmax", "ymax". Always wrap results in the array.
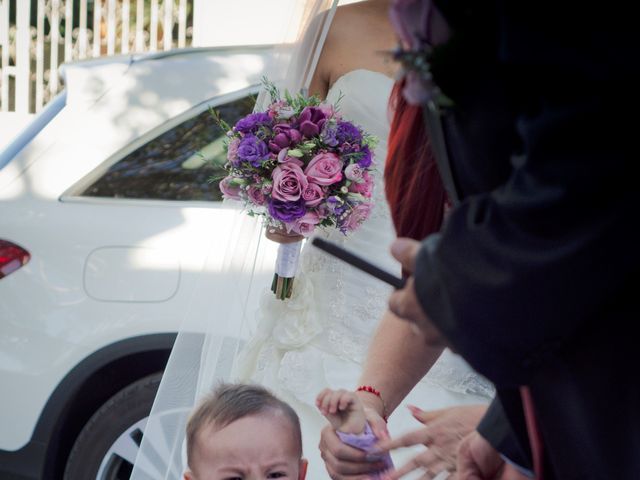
[{"xmin": 272, "ymin": 241, "xmax": 302, "ymax": 300}]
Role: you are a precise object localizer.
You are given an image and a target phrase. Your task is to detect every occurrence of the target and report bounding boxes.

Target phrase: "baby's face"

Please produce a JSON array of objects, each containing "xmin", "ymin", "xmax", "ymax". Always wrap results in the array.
[{"xmin": 186, "ymin": 412, "xmax": 305, "ymax": 480}]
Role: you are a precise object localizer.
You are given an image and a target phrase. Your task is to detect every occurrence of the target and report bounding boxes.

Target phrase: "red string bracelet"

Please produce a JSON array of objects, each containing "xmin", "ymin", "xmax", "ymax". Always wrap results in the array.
[{"xmin": 356, "ymin": 385, "xmax": 388, "ymax": 422}]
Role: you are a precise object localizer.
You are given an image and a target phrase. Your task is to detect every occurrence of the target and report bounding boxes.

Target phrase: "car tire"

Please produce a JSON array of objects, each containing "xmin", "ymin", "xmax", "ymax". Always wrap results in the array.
[{"xmin": 63, "ymin": 372, "xmax": 162, "ymax": 480}]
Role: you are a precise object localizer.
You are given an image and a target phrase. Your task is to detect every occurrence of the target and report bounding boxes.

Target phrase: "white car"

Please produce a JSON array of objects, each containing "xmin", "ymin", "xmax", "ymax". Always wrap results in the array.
[{"xmin": 0, "ymin": 46, "xmax": 276, "ymax": 479}]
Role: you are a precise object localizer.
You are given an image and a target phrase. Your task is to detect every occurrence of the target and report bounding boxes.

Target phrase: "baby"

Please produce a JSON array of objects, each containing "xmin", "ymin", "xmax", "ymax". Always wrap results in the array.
[
  {"xmin": 316, "ymin": 388, "xmax": 394, "ymax": 478},
  {"xmin": 184, "ymin": 383, "xmax": 308, "ymax": 480}
]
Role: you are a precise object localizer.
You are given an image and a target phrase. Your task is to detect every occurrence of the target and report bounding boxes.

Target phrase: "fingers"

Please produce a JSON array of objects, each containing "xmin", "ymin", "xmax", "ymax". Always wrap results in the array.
[
  {"xmin": 384, "ymin": 450, "xmax": 453, "ymax": 480},
  {"xmin": 316, "ymin": 389, "xmax": 356, "ymax": 415},
  {"xmin": 364, "ymin": 407, "xmax": 390, "ymax": 441},
  {"xmin": 376, "ymin": 426, "xmax": 433, "ymax": 452},
  {"xmin": 390, "ymin": 238, "xmax": 420, "ymax": 273},
  {"xmin": 407, "ymin": 405, "xmax": 446, "ymax": 424},
  {"xmin": 319, "ymin": 426, "xmax": 387, "ymax": 477}
]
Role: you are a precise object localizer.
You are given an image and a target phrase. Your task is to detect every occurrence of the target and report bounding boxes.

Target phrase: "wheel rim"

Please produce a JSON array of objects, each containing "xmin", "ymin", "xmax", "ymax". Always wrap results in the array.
[{"xmin": 96, "ymin": 417, "xmax": 147, "ymax": 480}]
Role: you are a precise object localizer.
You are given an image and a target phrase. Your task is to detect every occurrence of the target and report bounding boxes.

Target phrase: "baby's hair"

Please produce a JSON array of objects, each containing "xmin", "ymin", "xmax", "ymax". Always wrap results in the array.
[{"xmin": 186, "ymin": 383, "xmax": 302, "ymax": 468}]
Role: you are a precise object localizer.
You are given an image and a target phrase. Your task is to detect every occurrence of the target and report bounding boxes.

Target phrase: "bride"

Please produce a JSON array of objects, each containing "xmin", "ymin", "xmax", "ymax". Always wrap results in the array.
[
  {"xmin": 232, "ymin": 1, "xmax": 493, "ymax": 478},
  {"xmin": 132, "ymin": 1, "xmax": 493, "ymax": 479}
]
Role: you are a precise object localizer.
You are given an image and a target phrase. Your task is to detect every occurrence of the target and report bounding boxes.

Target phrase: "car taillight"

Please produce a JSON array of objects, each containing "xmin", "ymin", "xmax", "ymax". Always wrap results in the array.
[{"xmin": 0, "ymin": 240, "xmax": 30, "ymax": 279}]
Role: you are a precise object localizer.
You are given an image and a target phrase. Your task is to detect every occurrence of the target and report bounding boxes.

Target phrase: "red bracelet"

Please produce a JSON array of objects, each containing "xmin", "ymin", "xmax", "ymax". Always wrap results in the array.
[{"xmin": 356, "ymin": 385, "xmax": 388, "ymax": 422}]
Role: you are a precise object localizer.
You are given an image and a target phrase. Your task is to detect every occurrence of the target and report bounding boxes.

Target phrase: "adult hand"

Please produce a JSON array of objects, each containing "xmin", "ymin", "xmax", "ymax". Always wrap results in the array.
[
  {"xmin": 319, "ymin": 401, "xmax": 389, "ymax": 479},
  {"xmin": 375, "ymin": 404, "xmax": 488, "ymax": 479},
  {"xmin": 265, "ymin": 224, "xmax": 304, "ymax": 244},
  {"xmin": 388, "ymin": 238, "xmax": 445, "ymax": 346},
  {"xmin": 452, "ymin": 430, "xmax": 503, "ymax": 480}
]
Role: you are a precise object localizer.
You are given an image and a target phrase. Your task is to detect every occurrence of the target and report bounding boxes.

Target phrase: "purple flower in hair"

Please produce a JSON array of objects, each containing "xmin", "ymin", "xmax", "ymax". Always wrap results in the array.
[
  {"xmin": 268, "ymin": 198, "xmax": 306, "ymax": 222},
  {"xmin": 237, "ymin": 134, "xmax": 271, "ymax": 167},
  {"xmin": 235, "ymin": 112, "xmax": 273, "ymax": 133}
]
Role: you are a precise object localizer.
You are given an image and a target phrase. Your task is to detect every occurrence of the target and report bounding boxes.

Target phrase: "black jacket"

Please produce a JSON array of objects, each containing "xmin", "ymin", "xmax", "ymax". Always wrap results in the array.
[{"xmin": 415, "ymin": 1, "xmax": 640, "ymax": 478}]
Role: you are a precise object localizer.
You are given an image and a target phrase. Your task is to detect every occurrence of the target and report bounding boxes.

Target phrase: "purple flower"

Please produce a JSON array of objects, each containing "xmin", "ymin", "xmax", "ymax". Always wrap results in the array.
[
  {"xmin": 234, "ymin": 112, "xmax": 272, "ymax": 133},
  {"xmin": 356, "ymin": 146, "xmax": 373, "ymax": 168},
  {"xmin": 336, "ymin": 121, "xmax": 362, "ymax": 144},
  {"xmin": 298, "ymin": 106, "xmax": 327, "ymax": 138},
  {"xmin": 269, "ymin": 124, "xmax": 302, "ymax": 153},
  {"xmin": 237, "ymin": 134, "xmax": 271, "ymax": 167},
  {"xmin": 268, "ymin": 198, "xmax": 306, "ymax": 222},
  {"xmin": 321, "ymin": 124, "xmax": 339, "ymax": 147}
]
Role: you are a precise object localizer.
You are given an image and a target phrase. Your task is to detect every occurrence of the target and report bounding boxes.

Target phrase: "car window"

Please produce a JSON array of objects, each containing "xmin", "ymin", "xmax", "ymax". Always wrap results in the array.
[{"xmin": 79, "ymin": 95, "xmax": 255, "ymax": 201}]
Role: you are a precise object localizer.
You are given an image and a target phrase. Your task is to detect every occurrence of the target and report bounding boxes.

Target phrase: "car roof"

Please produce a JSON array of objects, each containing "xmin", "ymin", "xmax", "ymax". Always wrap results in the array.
[{"xmin": 60, "ymin": 45, "xmax": 275, "ymax": 107}]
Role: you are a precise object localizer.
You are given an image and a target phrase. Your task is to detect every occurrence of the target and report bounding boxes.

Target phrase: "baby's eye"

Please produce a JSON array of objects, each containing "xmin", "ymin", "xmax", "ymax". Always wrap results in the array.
[{"xmin": 267, "ymin": 472, "xmax": 287, "ymax": 479}]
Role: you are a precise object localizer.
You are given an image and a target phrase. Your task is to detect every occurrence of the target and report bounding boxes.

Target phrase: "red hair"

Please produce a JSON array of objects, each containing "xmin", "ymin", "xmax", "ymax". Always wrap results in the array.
[{"xmin": 385, "ymin": 81, "xmax": 448, "ymax": 241}]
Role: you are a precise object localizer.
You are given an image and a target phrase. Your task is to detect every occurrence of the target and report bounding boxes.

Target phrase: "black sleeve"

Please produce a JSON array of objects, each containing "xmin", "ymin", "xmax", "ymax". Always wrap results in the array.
[
  {"xmin": 415, "ymin": 0, "xmax": 639, "ymax": 387},
  {"xmin": 477, "ymin": 393, "xmax": 531, "ymax": 471},
  {"xmin": 415, "ymin": 79, "xmax": 637, "ymax": 385}
]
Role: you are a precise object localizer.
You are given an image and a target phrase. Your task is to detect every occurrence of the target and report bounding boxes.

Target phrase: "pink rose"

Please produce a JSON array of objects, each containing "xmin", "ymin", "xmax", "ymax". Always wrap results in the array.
[
  {"xmin": 305, "ymin": 152, "xmax": 343, "ymax": 186},
  {"xmin": 219, "ymin": 176, "xmax": 242, "ymax": 201},
  {"xmin": 342, "ymin": 203, "xmax": 372, "ymax": 232},
  {"xmin": 349, "ymin": 171, "xmax": 374, "ymax": 198},
  {"xmin": 345, "ymin": 163, "xmax": 364, "ymax": 182},
  {"xmin": 272, "ymin": 162, "xmax": 308, "ymax": 202},
  {"xmin": 247, "ymin": 185, "xmax": 266, "ymax": 205},
  {"xmin": 290, "ymin": 211, "xmax": 321, "ymax": 237},
  {"xmin": 301, "ymin": 182, "xmax": 324, "ymax": 207}
]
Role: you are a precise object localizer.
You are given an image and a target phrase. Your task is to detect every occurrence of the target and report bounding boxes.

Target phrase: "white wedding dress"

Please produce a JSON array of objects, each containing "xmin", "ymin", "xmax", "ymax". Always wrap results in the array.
[{"xmin": 233, "ymin": 69, "xmax": 494, "ymax": 478}]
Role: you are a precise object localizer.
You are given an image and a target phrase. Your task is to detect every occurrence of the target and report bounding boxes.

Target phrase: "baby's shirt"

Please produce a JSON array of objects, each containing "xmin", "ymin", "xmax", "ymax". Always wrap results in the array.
[{"xmin": 336, "ymin": 423, "xmax": 394, "ymax": 478}]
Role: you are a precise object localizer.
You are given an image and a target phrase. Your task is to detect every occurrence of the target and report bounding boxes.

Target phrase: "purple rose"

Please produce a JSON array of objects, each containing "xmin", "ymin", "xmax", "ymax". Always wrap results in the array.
[
  {"xmin": 305, "ymin": 152, "xmax": 343, "ymax": 186},
  {"xmin": 390, "ymin": 0, "xmax": 450, "ymax": 51},
  {"xmin": 301, "ymin": 182, "xmax": 324, "ymax": 207},
  {"xmin": 290, "ymin": 211, "xmax": 321, "ymax": 237},
  {"xmin": 298, "ymin": 106, "xmax": 327, "ymax": 138},
  {"xmin": 237, "ymin": 134, "xmax": 271, "ymax": 167},
  {"xmin": 247, "ymin": 184, "xmax": 266, "ymax": 205},
  {"xmin": 390, "ymin": 0, "xmax": 451, "ymax": 105},
  {"xmin": 268, "ymin": 198, "xmax": 306, "ymax": 223},
  {"xmin": 269, "ymin": 124, "xmax": 302, "ymax": 153},
  {"xmin": 336, "ymin": 121, "xmax": 362, "ymax": 144},
  {"xmin": 235, "ymin": 112, "xmax": 272, "ymax": 133},
  {"xmin": 341, "ymin": 203, "xmax": 372, "ymax": 232},
  {"xmin": 272, "ymin": 162, "xmax": 308, "ymax": 202},
  {"xmin": 219, "ymin": 176, "xmax": 242, "ymax": 201}
]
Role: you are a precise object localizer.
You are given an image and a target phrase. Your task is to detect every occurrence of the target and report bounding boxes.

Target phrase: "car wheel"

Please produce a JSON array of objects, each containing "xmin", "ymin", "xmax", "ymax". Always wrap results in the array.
[{"xmin": 63, "ymin": 372, "xmax": 162, "ymax": 480}]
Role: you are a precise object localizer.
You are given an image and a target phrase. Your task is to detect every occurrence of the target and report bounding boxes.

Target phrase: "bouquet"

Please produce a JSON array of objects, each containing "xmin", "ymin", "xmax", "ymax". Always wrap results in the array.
[{"xmin": 217, "ymin": 79, "xmax": 378, "ymax": 300}]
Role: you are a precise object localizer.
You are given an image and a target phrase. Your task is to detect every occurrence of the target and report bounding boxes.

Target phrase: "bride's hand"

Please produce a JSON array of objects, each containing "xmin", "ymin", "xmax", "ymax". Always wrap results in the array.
[
  {"xmin": 265, "ymin": 224, "xmax": 304, "ymax": 244},
  {"xmin": 374, "ymin": 404, "xmax": 488, "ymax": 479}
]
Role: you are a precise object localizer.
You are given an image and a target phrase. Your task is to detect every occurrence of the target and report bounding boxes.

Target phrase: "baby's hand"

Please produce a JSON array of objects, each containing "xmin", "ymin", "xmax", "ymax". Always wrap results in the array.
[{"xmin": 316, "ymin": 389, "xmax": 367, "ymax": 434}]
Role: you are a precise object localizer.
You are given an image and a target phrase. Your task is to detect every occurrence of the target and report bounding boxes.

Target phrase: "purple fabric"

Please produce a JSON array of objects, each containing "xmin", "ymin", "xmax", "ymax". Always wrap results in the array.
[{"xmin": 336, "ymin": 423, "xmax": 393, "ymax": 478}]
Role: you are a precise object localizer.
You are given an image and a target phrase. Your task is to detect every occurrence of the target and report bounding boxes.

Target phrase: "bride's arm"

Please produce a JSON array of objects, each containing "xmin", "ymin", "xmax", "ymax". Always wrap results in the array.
[{"xmin": 356, "ymin": 309, "xmax": 444, "ymax": 419}]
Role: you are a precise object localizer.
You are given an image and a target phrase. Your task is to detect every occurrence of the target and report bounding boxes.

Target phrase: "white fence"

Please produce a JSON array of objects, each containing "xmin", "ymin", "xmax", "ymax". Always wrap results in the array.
[{"xmin": 0, "ymin": 0, "xmax": 193, "ymax": 115}]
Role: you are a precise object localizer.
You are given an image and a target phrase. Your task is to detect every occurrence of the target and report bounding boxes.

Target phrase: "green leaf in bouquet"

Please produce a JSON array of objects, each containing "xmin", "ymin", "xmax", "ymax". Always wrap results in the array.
[
  {"xmin": 208, "ymin": 106, "xmax": 232, "ymax": 133},
  {"xmin": 288, "ymin": 149, "xmax": 304, "ymax": 158}
]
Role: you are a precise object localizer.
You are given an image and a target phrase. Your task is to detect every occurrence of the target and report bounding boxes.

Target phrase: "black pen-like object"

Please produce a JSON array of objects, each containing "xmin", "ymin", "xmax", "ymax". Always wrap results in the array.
[{"xmin": 311, "ymin": 237, "xmax": 406, "ymax": 289}]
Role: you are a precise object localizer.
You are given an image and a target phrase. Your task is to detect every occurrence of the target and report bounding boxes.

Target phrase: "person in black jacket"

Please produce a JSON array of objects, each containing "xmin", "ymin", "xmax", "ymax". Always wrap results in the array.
[{"xmin": 388, "ymin": 1, "xmax": 640, "ymax": 478}]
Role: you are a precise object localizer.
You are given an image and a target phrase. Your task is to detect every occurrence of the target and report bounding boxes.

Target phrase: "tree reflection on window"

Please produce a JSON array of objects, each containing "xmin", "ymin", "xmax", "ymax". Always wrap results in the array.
[{"xmin": 81, "ymin": 95, "xmax": 255, "ymax": 201}]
